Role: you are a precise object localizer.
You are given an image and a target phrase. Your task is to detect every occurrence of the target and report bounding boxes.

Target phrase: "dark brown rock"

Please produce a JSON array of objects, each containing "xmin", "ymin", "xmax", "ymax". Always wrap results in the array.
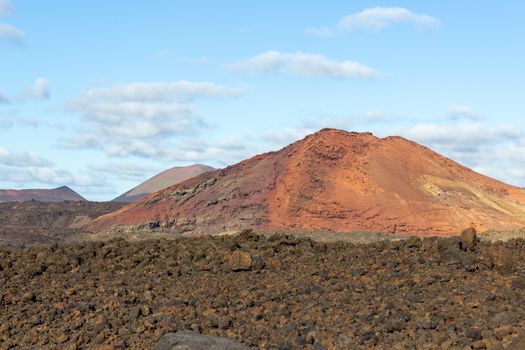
[
  {"xmin": 227, "ymin": 251, "xmax": 265, "ymax": 271},
  {"xmin": 156, "ymin": 331, "xmax": 249, "ymax": 350}
]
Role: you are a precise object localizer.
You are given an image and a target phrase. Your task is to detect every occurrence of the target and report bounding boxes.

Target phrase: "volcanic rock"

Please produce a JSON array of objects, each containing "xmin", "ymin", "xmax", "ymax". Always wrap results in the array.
[
  {"xmin": 90, "ymin": 129, "xmax": 525, "ymax": 236},
  {"xmin": 1, "ymin": 235, "xmax": 525, "ymax": 349},
  {"xmin": 113, "ymin": 164, "xmax": 215, "ymax": 203},
  {"xmin": 156, "ymin": 331, "xmax": 249, "ymax": 350},
  {"xmin": 461, "ymin": 227, "xmax": 478, "ymax": 251}
]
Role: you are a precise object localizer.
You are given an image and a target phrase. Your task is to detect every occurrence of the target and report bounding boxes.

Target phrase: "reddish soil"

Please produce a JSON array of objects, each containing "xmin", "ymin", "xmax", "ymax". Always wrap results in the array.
[
  {"xmin": 113, "ymin": 164, "xmax": 215, "ymax": 203},
  {"xmin": 0, "ymin": 186, "xmax": 86, "ymax": 203},
  {"xmin": 90, "ymin": 129, "xmax": 525, "ymax": 237}
]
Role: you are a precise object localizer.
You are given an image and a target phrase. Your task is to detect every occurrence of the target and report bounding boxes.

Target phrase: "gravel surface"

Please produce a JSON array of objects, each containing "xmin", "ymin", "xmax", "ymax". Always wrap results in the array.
[{"xmin": 1, "ymin": 231, "xmax": 525, "ymax": 349}]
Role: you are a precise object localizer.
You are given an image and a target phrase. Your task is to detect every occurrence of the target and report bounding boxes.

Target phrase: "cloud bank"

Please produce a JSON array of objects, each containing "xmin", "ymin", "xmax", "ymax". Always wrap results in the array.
[
  {"xmin": 339, "ymin": 7, "xmax": 440, "ymax": 31},
  {"xmin": 227, "ymin": 51, "xmax": 377, "ymax": 78},
  {"xmin": 0, "ymin": 147, "xmax": 53, "ymax": 168},
  {"xmin": 66, "ymin": 81, "xmax": 247, "ymax": 165}
]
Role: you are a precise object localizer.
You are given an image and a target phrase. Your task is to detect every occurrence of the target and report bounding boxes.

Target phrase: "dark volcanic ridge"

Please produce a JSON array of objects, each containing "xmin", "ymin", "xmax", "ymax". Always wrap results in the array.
[
  {"xmin": 0, "ymin": 186, "xmax": 86, "ymax": 203},
  {"xmin": 91, "ymin": 129, "xmax": 525, "ymax": 237},
  {"xmin": 1, "ymin": 232, "xmax": 525, "ymax": 349},
  {"xmin": 0, "ymin": 201, "xmax": 126, "ymax": 246}
]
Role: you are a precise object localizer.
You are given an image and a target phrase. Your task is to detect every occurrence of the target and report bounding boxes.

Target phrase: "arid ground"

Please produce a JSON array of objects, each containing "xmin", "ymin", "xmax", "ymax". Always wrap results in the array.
[{"xmin": 1, "ymin": 229, "xmax": 525, "ymax": 349}]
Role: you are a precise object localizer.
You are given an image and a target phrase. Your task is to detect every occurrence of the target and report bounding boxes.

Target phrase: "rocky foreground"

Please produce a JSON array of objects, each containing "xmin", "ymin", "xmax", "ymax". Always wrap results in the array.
[{"xmin": 1, "ymin": 231, "xmax": 525, "ymax": 349}]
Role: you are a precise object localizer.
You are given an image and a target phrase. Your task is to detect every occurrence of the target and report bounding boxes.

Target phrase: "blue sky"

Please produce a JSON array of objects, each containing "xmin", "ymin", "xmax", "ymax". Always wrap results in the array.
[{"xmin": 1, "ymin": 1, "xmax": 524, "ymax": 200}]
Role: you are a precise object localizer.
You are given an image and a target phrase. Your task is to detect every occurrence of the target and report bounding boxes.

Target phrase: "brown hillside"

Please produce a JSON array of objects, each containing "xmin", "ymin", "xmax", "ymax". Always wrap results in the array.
[
  {"xmin": 90, "ymin": 129, "xmax": 525, "ymax": 236},
  {"xmin": 113, "ymin": 164, "xmax": 215, "ymax": 203}
]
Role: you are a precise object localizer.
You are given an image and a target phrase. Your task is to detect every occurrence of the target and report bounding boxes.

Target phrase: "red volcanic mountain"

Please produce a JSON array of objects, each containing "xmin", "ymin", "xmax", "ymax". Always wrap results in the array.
[
  {"xmin": 0, "ymin": 186, "xmax": 86, "ymax": 203},
  {"xmin": 113, "ymin": 164, "xmax": 215, "ymax": 203},
  {"xmin": 91, "ymin": 129, "xmax": 525, "ymax": 236}
]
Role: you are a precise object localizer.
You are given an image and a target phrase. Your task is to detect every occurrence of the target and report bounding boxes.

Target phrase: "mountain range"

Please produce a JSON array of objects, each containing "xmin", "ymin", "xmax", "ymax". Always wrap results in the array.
[{"xmin": 0, "ymin": 186, "xmax": 86, "ymax": 203}]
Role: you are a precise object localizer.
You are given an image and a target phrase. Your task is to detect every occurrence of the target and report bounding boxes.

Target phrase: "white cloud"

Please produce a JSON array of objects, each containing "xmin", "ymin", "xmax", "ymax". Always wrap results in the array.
[
  {"xmin": 77, "ymin": 81, "xmax": 241, "ymax": 102},
  {"xmin": 227, "ymin": 51, "xmax": 378, "ymax": 78},
  {"xmin": 0, "ymin": 23, "xmax": 24, "ymax": 44},
  {"xmin": 339, "ymin": 7, "xmax": 440, "ymax": 31},
  {"xmin": 32, "ymin": 78, "xmax": 50, "ymax": 99},
  {"xmin": 307, "ymin": 7, "xmax": 439, "ymax": 38},
  {"xmin": 0, "ymin": 146, "xmax": 53, "ymax": 168},
  {"xmin": 66, "ymin": 81, "xmax": 245, "ymax": 164},
  {"xmin": 446, "ymin": 105, "xmax": 481, "ymax": 120},
  {"xmin": 78, "ymin": 101, "xmax": 200, "ymax": 139},
  {"xmin": 0, "ymin": 0, "xmax": 11, "ymax": 15}
]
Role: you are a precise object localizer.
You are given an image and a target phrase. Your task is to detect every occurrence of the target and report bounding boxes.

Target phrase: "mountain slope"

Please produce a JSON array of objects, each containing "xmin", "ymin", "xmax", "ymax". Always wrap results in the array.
[
  {"xmin": 90, "ymin": 129, "xmax": 525, "ymax": 236},
  {"xmin": 113, "ymin": 164, "xmax": 215, "ymax": 203},
  {"xmin": 0, "ymin": 186, "xmax": 86, "ymax": 202}
]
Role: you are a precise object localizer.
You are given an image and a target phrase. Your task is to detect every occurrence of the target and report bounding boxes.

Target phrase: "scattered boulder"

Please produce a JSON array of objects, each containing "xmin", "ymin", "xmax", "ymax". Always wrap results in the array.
[
  {"xmin": 156, "ymin": 331, "xmax": 249, "ymax": 350},
  {"xmin": 460, "ymin": 227, "xmax": 478, "ymax": 252},
  {"xmin": 226, "ymin": 250, "xmax": 265, "ymax": 271}
]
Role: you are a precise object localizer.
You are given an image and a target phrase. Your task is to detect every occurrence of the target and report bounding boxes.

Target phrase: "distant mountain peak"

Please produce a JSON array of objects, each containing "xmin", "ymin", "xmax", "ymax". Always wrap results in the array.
[
  {"xmin": 113, "ymin": 164, "xmax": 215, "ymax": 203},
  {"xmin": 0, "ymin": 186, "xmax": 86, "ymax": 203}
]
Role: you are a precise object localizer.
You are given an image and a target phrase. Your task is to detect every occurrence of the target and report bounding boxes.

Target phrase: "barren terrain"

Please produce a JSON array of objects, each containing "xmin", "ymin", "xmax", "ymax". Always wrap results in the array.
[{"xmin": 1, "ymin": 231, "xmax": 525, "ymax": 349}]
